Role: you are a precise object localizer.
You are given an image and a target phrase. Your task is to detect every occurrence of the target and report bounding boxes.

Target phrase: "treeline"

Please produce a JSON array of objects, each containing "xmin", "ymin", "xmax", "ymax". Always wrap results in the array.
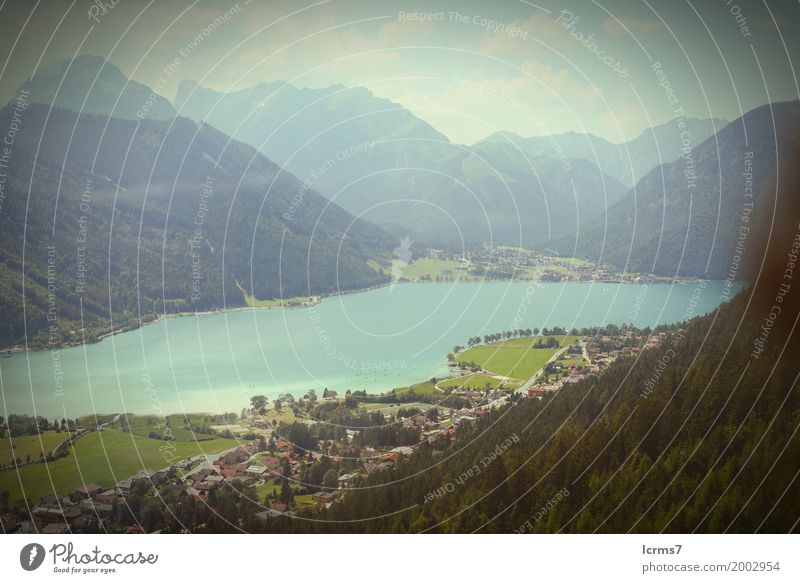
[
  {"xmin": 257, "ymin": 285, "xmax": 799, "ymax": 533},
  {"xmin": 0, "ymin": 415, "xmax": 77, "ymax": 438}
]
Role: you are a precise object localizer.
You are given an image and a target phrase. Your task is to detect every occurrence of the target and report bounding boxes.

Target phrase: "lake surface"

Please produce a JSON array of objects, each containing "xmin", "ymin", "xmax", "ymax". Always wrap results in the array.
[{"xmin": 0, "ymin": 280, "xmax": 738, "ymax": 418}]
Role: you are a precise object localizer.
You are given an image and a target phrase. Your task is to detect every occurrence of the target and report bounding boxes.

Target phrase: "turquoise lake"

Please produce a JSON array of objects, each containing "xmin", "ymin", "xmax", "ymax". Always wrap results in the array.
[{"xmin": 0, "ymin": 280, "xmax": 738, "ymax": 418}]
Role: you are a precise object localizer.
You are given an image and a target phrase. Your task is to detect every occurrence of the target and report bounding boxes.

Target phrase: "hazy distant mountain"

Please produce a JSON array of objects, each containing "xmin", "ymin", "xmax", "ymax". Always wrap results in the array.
[
  {"xmin": 0, "ymin": 104, "xmax": 393, "ymax": 347},
  {"xmin": 480, "ymin": 117, "xmax": 727, "ymax": 187},
  {"xmin": 553, "ymin": 101, "xmax": 800, "ymax": 278},
  {"xmin": 19, "ymin": 55, "xmax": 175, "ymax": 120},
  {"xmin": 176, "ymin": 79, "xmax": 628, "ymax": 246},
  {"xmin": 175, "ymin": 79, "xmax": 448, "ymax": 176}
]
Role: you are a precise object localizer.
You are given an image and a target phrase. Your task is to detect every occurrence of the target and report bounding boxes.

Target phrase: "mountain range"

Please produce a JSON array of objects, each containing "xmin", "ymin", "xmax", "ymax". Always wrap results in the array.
[
  {"xmin": 20, "ymin": 55, "xmax": 176, "ymax": 121},
  {"xmin": 556, "ymin": 100, "xmax": 800, "ymax": 278},
  {"xmin": 1, "ymin": 53, "xmax": 794, "ymax": 345},
  {"xmin": 0, "ymin": 103, "xmax": 393, "ymax": 347},
  {"xmin": 174, "ymin": 78, "xmax": 722, "ymax": 247}
]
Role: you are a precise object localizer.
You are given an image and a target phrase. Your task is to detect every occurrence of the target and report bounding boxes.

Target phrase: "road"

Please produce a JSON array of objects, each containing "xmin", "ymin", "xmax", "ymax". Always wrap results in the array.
[{"xmin": 514, "ymin": 344, "xmax": 572, "ymax": 396}]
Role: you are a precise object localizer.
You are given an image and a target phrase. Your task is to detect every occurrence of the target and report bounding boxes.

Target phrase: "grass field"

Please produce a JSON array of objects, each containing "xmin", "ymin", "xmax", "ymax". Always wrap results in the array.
[
  {"xmin": 397, "ymin": 257, "xmax": 472, "ymax": 281},
  {"xmin": 128, "ymin": 426, "xmax": 218, "ymax": 442},
  {"xmin": 438, "ymin": 373, "xmax": 520, "ymax": 391},
  {"xmin": 0, "ymin": 429, "xmax": 238, "ymax": 504},
  {"xmin": 262, "ymin": 407, "xmax": 297, "ymax": 424},
  {"xmin": 236, "ymin": 279, "xmax": 318, "ymax": 308},
  {"xmin": 256, "ymin": 479, "xmax": 299, "ymax": 500},
  {"xmin": 294, "ymin": 493, "xmax": 315, "ymax": 508},
  {"xmin": 388, "ymin": 379, "xmax": 438, "ymax": 396},
  {"xmin": 559, "ymin": 357, "xmax": 585, "ymax": 368},
  {"xmin": 455, "ymin": 336, "xmax": 577, "ymax": 380},
  {"xmin": 0, "ymin": 431, "xmax": 69, "ymax": 467}
]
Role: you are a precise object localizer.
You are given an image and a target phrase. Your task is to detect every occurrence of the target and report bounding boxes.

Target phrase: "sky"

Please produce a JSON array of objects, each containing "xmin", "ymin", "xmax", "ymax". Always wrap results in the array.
[{"xmin": 0, "ymin": 0, "xmax": 798, "ymax": 144}]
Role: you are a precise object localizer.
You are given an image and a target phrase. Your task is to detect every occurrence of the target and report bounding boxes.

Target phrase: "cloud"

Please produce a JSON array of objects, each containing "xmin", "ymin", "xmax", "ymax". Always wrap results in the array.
[
  {"xmin": 602, "ymin": 17, "xmax": 664, "ymax": 38},
  {"xmin": 478, "ymin": 12, "xmax": 571, "ymax": 57}
]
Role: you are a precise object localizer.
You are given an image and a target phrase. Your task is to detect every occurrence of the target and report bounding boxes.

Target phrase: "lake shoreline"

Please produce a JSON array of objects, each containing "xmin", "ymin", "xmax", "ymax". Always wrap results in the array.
[
  {"xmin": 4, "ymin": 275, "xmax": 706, "ymax": 356},
  {"xmin": 0, "ymin": 279, "xmax": 742, "ymax": 420}
]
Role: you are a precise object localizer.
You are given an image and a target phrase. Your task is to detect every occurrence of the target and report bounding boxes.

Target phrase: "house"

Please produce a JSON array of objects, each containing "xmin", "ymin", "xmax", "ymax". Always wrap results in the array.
[
  {"xmin": 96, "ymin": 489, "xmax": 119, "ymax": 505},
  {"xmin": 41, "ymin": 522, "xmax": 70, "ymax": 534},
  {"xmin": 363, "ymin": 462, "xmax": 387, "ymax": 475},
  {"xmin": 245, "ymin": 464, "xmax": 267, "ymax": 477},
  {"xmin": 254, "ymin": 508, "xmax": 283, "ymax": 521},
  {"xmin": 268, "ymin": 501, "xmax": 287, "ymax": 513},
  {"xmin": 189, "ymin": 468, "xmax": 214, "ymax": 482},
  {"xmin": 0, "ymin": 512, "xmax": 19, "ymax": 532},
  {"xmin": 78, "ymin": 500, "xmax": 113, "ymax": 515},
  {"xmin": 115, "ymin": 479, "xmax": 134, "ymax": 497},
  {"xmin": 32, "ymin": 506, "xmax": 82, "ymax": 528},
  {"xmin": 528, "ymin": 388, "xmax": 547, "ymax": 398},
  {"xmin": 71, "ymin": 484, "xmax": 105, "ymax": 500},
  {"xmin": 221, "ymin": 447, "xmax": 249, "ymax": 465},
  {"xmin": 311, "ymin": 491, "xmax": 336, "ymax": 506},
  {"xmin": 337, "ymin": 473, "xmax": 358, "ymax": 486}
]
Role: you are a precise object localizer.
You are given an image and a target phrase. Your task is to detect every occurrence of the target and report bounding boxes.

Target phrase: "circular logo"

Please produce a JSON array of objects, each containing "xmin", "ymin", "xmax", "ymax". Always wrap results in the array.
[{"xmin": 19, "ymin": 543, "xmax": 46, "ymax": 571}]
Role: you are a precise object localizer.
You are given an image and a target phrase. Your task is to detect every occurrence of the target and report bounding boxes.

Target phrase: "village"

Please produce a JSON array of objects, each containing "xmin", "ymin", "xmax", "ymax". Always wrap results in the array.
[{"xmin": 0, "ymin": 327, "xmax": 665, "ymax": 534}]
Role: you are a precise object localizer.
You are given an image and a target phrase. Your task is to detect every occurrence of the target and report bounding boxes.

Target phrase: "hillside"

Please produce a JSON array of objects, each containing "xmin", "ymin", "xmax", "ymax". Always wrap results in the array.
[
  {"xmin": 19, "ymin": 55, "xmax": 176, "ymax": 120},
  {"xmin": 250, "ymin": 143, "xmax": 800, "ymax": 533},
  {"xmin": 270, "ymin": 255, "xmax": 800, "ymax": 533},
  {"xmin": 0, "ymin": 104, "xmax": 393, "ymax": 347},
  {"xmin": 480, "ymin": 117, "xmax": 726, "ymax": 187},
  {"xmin": 553, "ymin": 101, "xmax": 800, "ymax": 278},
  {"xmin": 176, "ymin": 79, "xmax": 628, "ymax": 246}
]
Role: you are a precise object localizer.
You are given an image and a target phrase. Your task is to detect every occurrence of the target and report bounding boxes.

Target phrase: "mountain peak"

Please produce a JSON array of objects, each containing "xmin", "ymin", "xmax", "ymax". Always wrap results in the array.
[{"xmin": 19, "ymin": 55, "xmax": 175, "ymax": 121}]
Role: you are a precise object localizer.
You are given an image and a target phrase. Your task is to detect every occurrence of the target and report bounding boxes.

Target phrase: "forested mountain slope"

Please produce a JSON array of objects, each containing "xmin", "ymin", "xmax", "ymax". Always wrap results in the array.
[{"xmin": 0, "ymin": 105, "xmax": 393, "ymax": 347}]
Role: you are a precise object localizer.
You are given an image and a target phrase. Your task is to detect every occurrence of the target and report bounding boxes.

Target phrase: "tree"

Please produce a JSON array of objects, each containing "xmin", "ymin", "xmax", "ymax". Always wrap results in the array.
[
  {"xmin": 250, "ymin": 395, "xmax": 268, "ymax": 415},
  {"xmin": 322, "ymin": 469, "xmax": 339, "ymax": 490},
  {"xmin": 274, "ymin": 398, "xmax": 282, "ymax": 411},
  {"xmin": 279, "ymin": 477, "xmax": 293, "ymax": 505}
]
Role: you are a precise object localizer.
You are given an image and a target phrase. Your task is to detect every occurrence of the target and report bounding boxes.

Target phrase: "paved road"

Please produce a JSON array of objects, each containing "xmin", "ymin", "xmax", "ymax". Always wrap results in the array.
[{"xmin": 515, "ymin": 345, "xmax": 571, "ymax": 395}]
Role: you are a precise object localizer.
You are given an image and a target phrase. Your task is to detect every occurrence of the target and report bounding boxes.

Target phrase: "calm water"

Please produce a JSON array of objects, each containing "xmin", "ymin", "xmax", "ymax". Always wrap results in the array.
[{"xmin": 0, "ymin": 281, "xmax": 738, "ymax": 418}]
